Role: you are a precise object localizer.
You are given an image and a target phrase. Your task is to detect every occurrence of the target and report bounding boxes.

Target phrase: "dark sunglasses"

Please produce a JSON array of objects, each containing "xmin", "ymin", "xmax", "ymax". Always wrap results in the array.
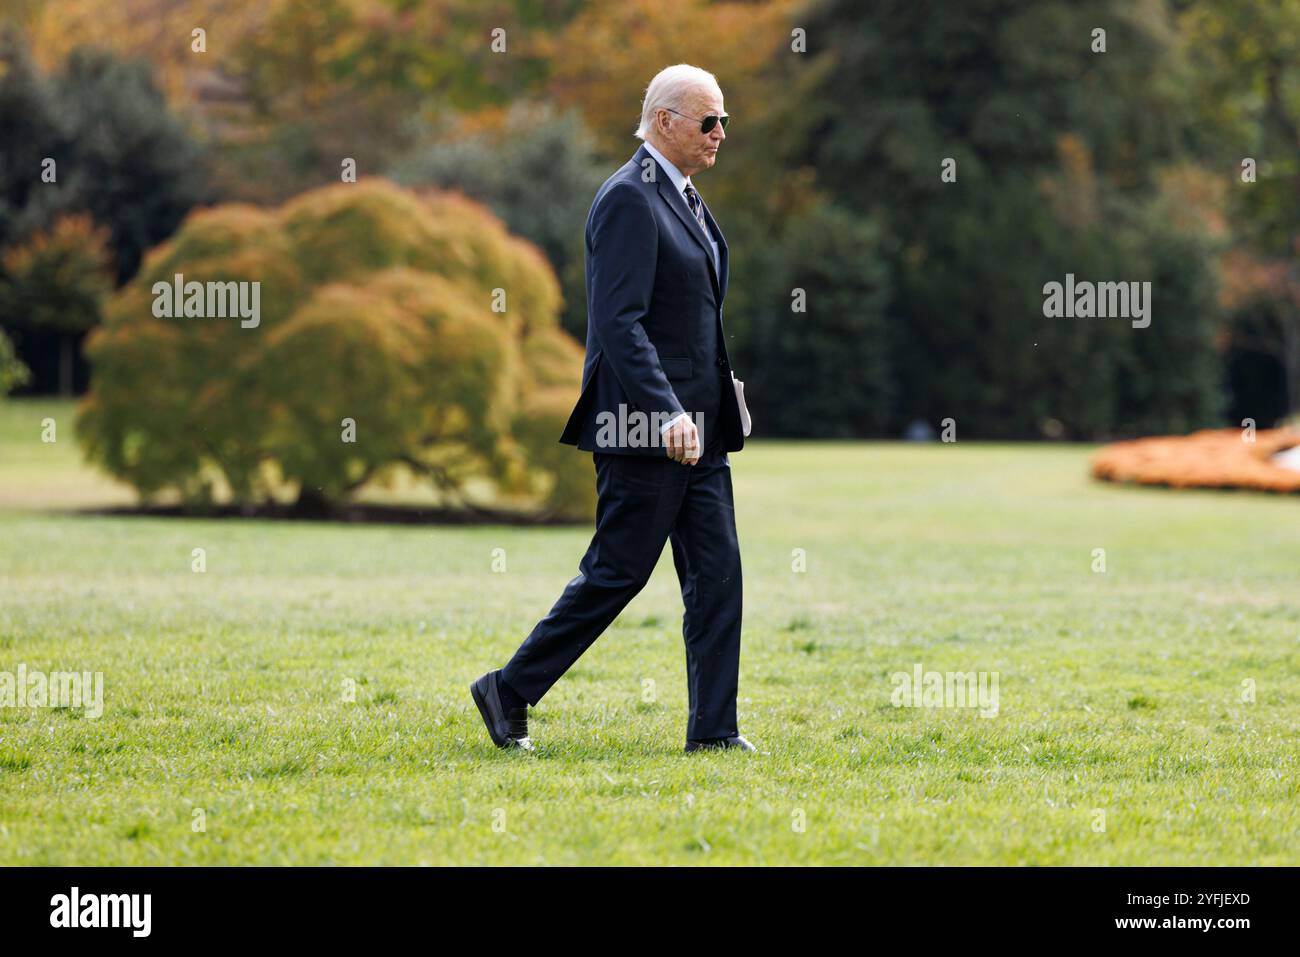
[{"xmin": 663, "ymin": 107, "xmax": 729, "ymax": 134}]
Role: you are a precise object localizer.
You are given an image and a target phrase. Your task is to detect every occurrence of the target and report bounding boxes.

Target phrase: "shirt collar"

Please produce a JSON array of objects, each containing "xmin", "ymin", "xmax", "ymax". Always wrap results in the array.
[{"xmin": 642, "ymin": 139, "xmax": 693, "ymax": 196}]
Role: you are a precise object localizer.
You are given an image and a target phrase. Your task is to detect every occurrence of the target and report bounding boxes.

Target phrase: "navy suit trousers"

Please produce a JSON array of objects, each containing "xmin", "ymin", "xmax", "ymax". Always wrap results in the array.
[{"xmin": 501, "ymin": 443, "xmax": 742, "ymax": 742}]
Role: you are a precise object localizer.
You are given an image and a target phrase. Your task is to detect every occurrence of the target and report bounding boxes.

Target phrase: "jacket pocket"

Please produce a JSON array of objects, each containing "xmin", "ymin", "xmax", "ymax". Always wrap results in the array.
[{"xmin": 659, "ymin": 356, "xmax": 693, "ymax": 380}]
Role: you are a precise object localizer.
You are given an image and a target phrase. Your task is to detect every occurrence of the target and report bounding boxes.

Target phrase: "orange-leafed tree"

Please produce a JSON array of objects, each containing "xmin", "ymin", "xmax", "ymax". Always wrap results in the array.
[
  {"xmin": 0, "ymin": 214, "xmax": 115, "ymax": 395},
  {"xmin": 77, "ymin": 178, "xmax": 593, "ymax": 518}
]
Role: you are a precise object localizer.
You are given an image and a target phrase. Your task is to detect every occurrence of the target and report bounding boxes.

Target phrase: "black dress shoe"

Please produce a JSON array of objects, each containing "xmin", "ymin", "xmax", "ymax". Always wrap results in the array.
[
  {"xmin": 684, "ymin": 734, "xmax": 757, "ymax": 753},
  {"xmin": 470, "ymin": 671, "xmax": 534, "ymax": 751}
]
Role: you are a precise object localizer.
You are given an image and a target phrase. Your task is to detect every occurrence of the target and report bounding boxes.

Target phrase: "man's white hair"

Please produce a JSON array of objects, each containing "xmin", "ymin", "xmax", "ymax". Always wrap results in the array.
[{"xmin": 634, "ymin": 64, "xmax": 723, "ymax": 141}]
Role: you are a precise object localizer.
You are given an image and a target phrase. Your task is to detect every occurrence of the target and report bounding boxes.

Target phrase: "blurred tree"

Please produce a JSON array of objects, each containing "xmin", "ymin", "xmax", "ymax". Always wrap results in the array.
[
  {"xmin": 0, "ymin": 25, "xmax": 73, "ymax": 251},
  {"xmin": 0, "ymin": 214, "xmax": 114, "ymax": 396},
  {"xmin": 1183, "ymin": 0, "xmax": 1300, "ymax": 421},
  {"xmin": 0, "ymin": 29, "xmax": 214, "ymax": 394},
  {"xmin": 746, "ymin": 202, "xmax": 892, "ymax": 436},
  {"xmin": 0, "ymin": 330, "xmax": 31, "ymax": 396},
  {"xmin": 213, "ymin": 0, "xmax": 589, "ymax": 203},
  {"xmin": 77, "ymin": 179, "xmax": 593, "ymax": 518},
  {"xmin": 775, "ymin": 0, "xmax": 1224, "ymax": 438},
  {"xmin": 389, "ymin": 100, "xmax": 606, "ymax": 341},
  {"xmin": 19, "ymin": 0, "xmax": 261, "ymax": 104},
  {"xmin": 0, "ymin": 30, "xmax": 216, "ymax": 279},
  {"xmin": 54, "ymin": 46, "xmax": 215, "ymax": 282},
  {"xmin": 1218, "ymin": 247, "xmax": 1300, "ymax": 419},
  {"xmin": 20, "ymin": 0, "xmax": 587, "ymax": 111},
  {"xmin": 544, "ymin": 0, "xmax": 794, "ymax": 159}
]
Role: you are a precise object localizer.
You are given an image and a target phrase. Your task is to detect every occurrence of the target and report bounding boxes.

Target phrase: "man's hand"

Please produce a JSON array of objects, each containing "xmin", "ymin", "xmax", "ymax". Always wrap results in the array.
[{"xmin": 664, "ymin": 415, "xmax": 701, "ymax": 465}]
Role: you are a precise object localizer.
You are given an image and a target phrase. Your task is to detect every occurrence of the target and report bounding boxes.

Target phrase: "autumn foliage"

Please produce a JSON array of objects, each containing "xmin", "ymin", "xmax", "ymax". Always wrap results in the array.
[
  {"xmin": 1091, "ymin": 428, "xmax": 1300, "ymax": 494},
  {"xmin": 76, "ymin": 178, "xmax": 593, "ymax": 518}
]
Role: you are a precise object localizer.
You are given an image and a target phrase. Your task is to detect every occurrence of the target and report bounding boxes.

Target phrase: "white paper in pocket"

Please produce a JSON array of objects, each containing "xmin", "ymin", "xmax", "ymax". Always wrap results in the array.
[{"xmin": 731, "ymin": 371, "xmax": 751, "ymax": 437}]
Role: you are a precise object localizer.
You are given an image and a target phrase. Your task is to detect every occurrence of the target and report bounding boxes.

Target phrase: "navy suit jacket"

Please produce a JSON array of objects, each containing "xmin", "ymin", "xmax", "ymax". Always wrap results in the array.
[{"xmin": 559, "ymin": 143, "xmax": 745, "ymax": 456}]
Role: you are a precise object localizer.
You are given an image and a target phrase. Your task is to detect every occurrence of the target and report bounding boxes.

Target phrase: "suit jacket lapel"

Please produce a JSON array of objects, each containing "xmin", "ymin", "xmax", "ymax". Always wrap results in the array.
[
  {"xmin": 636, "ymin": 146, "xmax": 725, "ymax": 304},
  {"xmin": 657, "ymin": 177, "xmax": 725, "ymax": 304}
]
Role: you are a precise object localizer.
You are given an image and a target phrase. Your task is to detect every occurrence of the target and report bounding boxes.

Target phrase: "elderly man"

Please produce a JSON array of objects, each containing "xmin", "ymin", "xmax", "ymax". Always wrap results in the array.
[{"xmin": 472, "ymin": 64, "xmax": 754, "ymax": 754}]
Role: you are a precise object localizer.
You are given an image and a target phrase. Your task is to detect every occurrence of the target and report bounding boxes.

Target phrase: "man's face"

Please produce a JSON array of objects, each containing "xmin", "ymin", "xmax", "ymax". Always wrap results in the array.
[{"xmin": 655, "ymin": 87, "xmax": 726, "ymax": 176}]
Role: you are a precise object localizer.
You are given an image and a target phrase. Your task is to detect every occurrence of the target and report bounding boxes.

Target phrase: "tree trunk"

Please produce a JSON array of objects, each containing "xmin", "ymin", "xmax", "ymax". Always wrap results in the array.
[
  {"xmin": 1285, "ymin": 314, "xmax": 1300, "ymax": 420},
  {"xmin": 293, "ymin": 485, "xmax": 333, "ymax": 518},
  {"xmin": 58, "ymin": 334, "xmax": 74, "ymax": 396}
]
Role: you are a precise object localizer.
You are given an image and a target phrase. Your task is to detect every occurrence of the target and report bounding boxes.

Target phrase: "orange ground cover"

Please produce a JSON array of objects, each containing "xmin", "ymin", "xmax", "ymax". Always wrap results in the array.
[{"xmin": 1090, "ymin": 427, "xmax": 1300, "ymax": 494}]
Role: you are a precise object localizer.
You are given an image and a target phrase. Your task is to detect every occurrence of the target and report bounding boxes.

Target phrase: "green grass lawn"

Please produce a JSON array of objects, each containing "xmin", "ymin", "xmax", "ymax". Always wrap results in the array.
[{"xmin": 0, "ymin": 397, "xmax": 1296, "ymax": 865}]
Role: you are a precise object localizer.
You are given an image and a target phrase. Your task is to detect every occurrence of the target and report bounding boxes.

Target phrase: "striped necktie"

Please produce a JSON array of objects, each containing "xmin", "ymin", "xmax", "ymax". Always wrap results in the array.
[{"xmin": 683, "ymin": 184, "xmax": 708, "ymax": 232}]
